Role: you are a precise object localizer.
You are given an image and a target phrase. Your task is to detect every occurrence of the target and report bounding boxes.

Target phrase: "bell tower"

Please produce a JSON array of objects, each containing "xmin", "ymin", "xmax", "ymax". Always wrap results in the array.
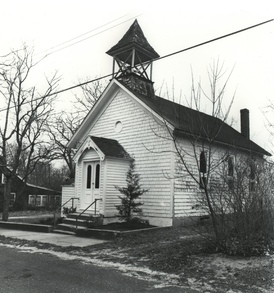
[{"xmin": 106, "ymin": 20, "xmax": 159, "ymax": 97}]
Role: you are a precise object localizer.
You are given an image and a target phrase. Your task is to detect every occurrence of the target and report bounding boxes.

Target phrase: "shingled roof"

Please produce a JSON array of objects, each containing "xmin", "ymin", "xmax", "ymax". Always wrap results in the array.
[
  {"xmin": 121, "ymin": 82, "xmax": 271, "ymax": 157},
  {"xmin": 90, "ymin": 136, "xmax": 131, "ymax": 159},
  {"xmin": 106, "ymin": 19, "xmax": 159, "ymax": 64}
]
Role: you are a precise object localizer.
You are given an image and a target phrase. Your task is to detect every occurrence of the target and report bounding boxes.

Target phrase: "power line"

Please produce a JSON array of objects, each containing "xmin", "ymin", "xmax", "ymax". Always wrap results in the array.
[
  {"xmin": 35, "ymin": 14, "xmax": 142, "ymax": 59},
  {"xmin": 35, "ymin": 15, "xmax": 129, "ymax": 56},
  {"xmin": 0, "ymin": 18, "xmax": 273, "ymax": 114},
  {"xmin": 49, "ymin": 73, "xmax": 113, "ymax": 96},
  {"xmin": 155, "ymin": 18, "xmax": 273, "ymax": 62},
  {"xmin": 0, "ymin": 74, "xmax": 112, "ymax": 113},
  {"xmin": 47, "ymin": 18, "xmax": 274, "ymax": 96}
]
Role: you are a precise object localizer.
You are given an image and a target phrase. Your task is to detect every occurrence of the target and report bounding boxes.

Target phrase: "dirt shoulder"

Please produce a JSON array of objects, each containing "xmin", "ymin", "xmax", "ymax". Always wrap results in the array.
[{"xmin": 0, "ymin": 226, "xmax": 273, "ymax": 292}]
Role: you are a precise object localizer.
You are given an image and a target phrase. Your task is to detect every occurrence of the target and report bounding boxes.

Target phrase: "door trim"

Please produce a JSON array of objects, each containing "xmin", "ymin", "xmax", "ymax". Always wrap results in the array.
[{"xmin": 81, "ymin": 160, "xmax": 101, "ymax": 212}]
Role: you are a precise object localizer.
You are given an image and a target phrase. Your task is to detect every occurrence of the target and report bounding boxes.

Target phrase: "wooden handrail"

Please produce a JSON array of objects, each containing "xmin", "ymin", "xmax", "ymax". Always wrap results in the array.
[
  {"xmin": 53, "ymin": 197, "xmax": 79, "ymax": 228},
  {"xmin": 75, "ymin": 198, "xmax": 102, "ymax": 229}
]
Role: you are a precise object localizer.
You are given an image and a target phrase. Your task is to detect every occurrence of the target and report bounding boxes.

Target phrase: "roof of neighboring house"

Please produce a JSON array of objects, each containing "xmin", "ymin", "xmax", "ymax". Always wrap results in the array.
[
  {"xmin": 106, "ymin": 19, "xmax": 159, "ymax": 64},
  {"xmin": 0, "ymin": 159, "xmax": 60, "ymax": 193},
  {"xmin": 14, "ymin": 175, "xmax": 61, "ymax": 193},
  {"xmin": 90, "ymin": 136, "xmax": 131, "ymax": 159},
  {"xmin": 25, "ymin": 181, "xmax": 60, "ymax": 193},
  {"xmin": 121, "ymin": 82, "xmax": 271, "ymax": 156}
]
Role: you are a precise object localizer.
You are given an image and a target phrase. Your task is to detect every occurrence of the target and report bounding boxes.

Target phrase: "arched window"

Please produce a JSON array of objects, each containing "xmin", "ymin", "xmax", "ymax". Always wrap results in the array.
[
  {"xmin": 199, "ymin": 151, "xmax": 207, "ymax": 189},
  {"xmin": 228, "ymin": 156, "xmax": 234, "ymax": 177},
  {"xmin": 86, "ymin": 165, "xmax": 92, "ymax": 189},
  {"xmin": 95, "ymin": 164, "xmax": 100, "ymax": 188},
  {"xmin": 227, "ymin": 155, "xmax": 235, "ymax": 190},
  {"xmin": 199, "ymin": 151, "xmax": 207, "ymax": 174},
  {"xmin": 250, "ymin": 161, "xmax": 255, "ymax": 180},
  {"xmin": 249, "ymin": 160, "xmax": 256, "ymax": 191}
]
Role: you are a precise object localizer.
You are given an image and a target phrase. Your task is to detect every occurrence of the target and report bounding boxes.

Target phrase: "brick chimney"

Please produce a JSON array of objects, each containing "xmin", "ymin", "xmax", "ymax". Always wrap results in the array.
[{"xmin": 240, "ymin": 109, "xmax": 250, "ymax": 139}]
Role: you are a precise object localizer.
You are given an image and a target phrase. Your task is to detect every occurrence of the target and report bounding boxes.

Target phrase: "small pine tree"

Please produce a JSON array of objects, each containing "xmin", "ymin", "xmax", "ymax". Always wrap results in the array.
[{"xmin": 115, "ymin": 159, "xmax": 148, "ymax": 223}]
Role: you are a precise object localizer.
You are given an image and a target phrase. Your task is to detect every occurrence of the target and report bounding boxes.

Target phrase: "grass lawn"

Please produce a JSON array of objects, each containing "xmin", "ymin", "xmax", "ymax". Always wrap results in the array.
[
  {"xmin": 0, "ymin": 209, "xmax": 55, "ymax": 218},
  {"xmin": 0, "ymin": 210, "xmax": 60, "ymax": 224},
  {"xmin": 80, "ymin": 226, "xmax": 274, "ymax": 292}
]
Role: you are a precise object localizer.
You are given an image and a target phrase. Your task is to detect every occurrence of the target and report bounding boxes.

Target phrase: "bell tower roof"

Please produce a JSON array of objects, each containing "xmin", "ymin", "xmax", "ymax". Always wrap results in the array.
[
  {"xmin": 106, "ymin": 20, "xmax": 159, "ymax": 98},
  {"xmin": 106, "ymin": 19, "xmax": 159, "ymax": 64}
]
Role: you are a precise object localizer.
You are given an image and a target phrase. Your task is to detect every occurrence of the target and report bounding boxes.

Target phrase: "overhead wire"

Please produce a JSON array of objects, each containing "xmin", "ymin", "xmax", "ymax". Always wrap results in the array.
[
  {"xmin": 154, "ymin": 18, "xmax": 273, "ymax": 63},
  {"xmin": 35, "ymin": 14, "xmax": 130, "ymax": 57},
  {"xmin": 35, "ymin": 14, "xmax": 142, "ymax": 59},
  {"xmin": 0, "ymin": 18, "xmax": 273, "ymax": 114}
]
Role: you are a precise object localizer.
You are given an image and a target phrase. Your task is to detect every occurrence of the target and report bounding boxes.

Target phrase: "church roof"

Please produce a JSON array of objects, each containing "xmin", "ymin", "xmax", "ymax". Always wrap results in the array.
[
  {"xmin": 106, "ymin": 19, "xmax": 159, "ymax": 64},
  {"xmin": 121, "ymin": 82, "xmax": 271, "ymax": 157}
]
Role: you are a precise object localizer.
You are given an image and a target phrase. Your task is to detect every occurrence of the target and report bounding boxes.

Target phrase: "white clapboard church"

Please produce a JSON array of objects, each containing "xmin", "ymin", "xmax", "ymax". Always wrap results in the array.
[{"xmin": 62, "ymin": 20, "xmax": 270, "ymax": 227}]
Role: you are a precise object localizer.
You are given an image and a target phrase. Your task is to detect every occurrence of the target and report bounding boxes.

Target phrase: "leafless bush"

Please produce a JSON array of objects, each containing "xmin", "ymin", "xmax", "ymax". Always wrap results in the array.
[{"xmin": 203, "ymin": 156, "xmax": 274, "ymax": 256}]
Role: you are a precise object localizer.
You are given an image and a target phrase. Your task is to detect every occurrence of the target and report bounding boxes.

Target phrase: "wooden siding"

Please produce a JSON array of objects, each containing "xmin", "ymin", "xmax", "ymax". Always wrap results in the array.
[
  {"xmin": 75, "ymin": 159, "xmax": 82, "ymax": 210},
  {"xmin": 173, "ymin": 136, "xmax": 251, "ymax": 218},
  {"xmin": 88, "ymin": 90, "xmax": 173, "ymax": 219},
  {"xmin": 173, "ymin": 138, "xmax": 201, "ymax": 217},
  {"xmin": 98, "ymin": 160, "xmax": 106, "ymax": 213},
  {"xmin": 103, "ymin": 158, "xmax": 129, "ymax": 217},
  {"xmin": 61, "ymin": 186, "xmax": 76, "ymax": 209},
  {"xmin": 173, "ymin": 137, "xmax": 223, "ymax": 217}
]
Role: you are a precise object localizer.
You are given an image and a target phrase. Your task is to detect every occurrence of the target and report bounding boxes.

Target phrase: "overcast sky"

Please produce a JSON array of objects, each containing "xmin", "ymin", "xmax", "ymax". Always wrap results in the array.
[{"xmin": 1, "ymin": 0, "xmax": 273, "ymax": 152}]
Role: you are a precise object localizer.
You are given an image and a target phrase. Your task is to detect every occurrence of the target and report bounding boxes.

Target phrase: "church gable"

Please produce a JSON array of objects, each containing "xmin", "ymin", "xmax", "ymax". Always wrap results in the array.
[
  {"xmin": 88, "ymin": 88, "xmax": 171, "ymax": 157},
  {"xmin": 88, "ymin": 88, "xmax": 174, "ymax": 219}
]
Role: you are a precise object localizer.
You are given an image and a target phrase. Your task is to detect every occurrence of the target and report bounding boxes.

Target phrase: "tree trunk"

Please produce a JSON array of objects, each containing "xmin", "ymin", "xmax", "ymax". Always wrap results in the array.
[
  {"xmin": 2, "ymin": 176, "xmax": 12, "ymax": 221},
  {"xmin": 204, "ymin": 188, "xmax": 219, "ymax": 241}
]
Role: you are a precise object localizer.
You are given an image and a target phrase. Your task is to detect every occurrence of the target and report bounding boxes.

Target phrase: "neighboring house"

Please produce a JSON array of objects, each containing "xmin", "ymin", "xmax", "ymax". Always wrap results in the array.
[
  {"xmin": 62, "ymin": 20, "xmax": 271, "ymax": 227},
  {"xmin": 0, "ymin": 170, "xmax": 61, "ymax": 210}
]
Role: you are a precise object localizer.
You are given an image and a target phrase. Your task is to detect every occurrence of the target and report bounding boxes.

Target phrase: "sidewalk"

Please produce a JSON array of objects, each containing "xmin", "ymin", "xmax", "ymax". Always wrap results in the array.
[{"xmin": 0, "ymin": 228, "xmax": 107, "ymax": 247}]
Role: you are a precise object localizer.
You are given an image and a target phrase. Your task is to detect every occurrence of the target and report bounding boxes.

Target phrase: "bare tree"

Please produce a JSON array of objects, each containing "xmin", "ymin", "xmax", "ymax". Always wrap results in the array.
[
  {"xmin": 213, "ymin": 155, "xmax": 274, "ymax": 255},
  {"xmin": 153, "ymin": 62, "xmax": 273, "ymax": 254},
  {"xmin": 47, "ymin": 77, "xmax": 105, "ymax": 178},
  {"xmin": 161, "ymin": 62, "xmax": 235, "ymax": 240},
  {"xmin": 0, "ymin": 45, "xmax": 59, "ymax": 220},
  {"xmin": 74, "ymin": 77, "xmax": 106, "ymax": 114},
  {"xmin": 27, "ymin": 160, "xmax": 69, "ymax": 191},
  {"xmin": 47, "ymin": 111, "xmax": 80, "ymax": 179},
  {"xmin": 262, "ymin": 100, "xmax": 274, "ymax": 149}
]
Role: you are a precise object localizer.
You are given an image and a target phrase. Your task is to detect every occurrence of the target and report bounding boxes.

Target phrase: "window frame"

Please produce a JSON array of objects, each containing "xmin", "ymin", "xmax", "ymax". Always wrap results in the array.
[
  {"xmin": 10, "ymin": 192, "xmax": 16, "ymax": 206},
  {"xmin": 199, "ymin": 150, "xmax": 208, "ymax": 189},
  {"xmin": 227, "ymin": 155, "xmax": 235, "ymax": 191},
  {"xmin": 249, "ymin": 159, "xmax": 256, "ymax": 192},
  {"xmin": 1, "ymin": 173, "xmax": 5, "ymax": 185},
  {"xmin": 29, "ymin": 195, "xmax": 48, "ymax": 207},
  {"xmin": 29, "ymin": 195, "xmax": 35, "ymax": 205},
  {"xmin": 86, "ymin": 164, "xmax": 92, "ymax": 189},
  {"xmin": 95, "ymin": 163, "xmax": 100, "ymax": 189}
]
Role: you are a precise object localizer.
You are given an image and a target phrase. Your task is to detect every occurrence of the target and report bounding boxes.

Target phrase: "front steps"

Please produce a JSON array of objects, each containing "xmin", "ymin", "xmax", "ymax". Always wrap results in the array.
[
  {"xmin": 54, "ymin": 212, "xmax": 121, "ymax": 239},
  {"xmin": 54, "ymin": 212, "xmax": 103, "ymax": 235}
]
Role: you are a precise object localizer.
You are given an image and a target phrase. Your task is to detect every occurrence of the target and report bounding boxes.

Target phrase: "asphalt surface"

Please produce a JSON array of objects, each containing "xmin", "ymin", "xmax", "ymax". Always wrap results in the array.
[
  {"xmin": 0, "ymin": 225, "xmax": 201, "ymax": 292},
  {"xmin": 0, "ymin": 245, "xmax": 199, "ymax": 293}
]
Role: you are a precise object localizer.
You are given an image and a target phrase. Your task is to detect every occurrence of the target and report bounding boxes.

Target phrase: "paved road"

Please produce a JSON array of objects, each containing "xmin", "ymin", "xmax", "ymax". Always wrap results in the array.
[{"xmin": 0, "ymin": 245, "xmax": 199, "ymax": 293}]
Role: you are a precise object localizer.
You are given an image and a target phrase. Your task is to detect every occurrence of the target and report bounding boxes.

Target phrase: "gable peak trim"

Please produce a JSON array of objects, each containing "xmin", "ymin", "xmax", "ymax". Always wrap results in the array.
[{"xmin": 74, "ymin": 136, "xmax": 105, "ymax": 163}]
